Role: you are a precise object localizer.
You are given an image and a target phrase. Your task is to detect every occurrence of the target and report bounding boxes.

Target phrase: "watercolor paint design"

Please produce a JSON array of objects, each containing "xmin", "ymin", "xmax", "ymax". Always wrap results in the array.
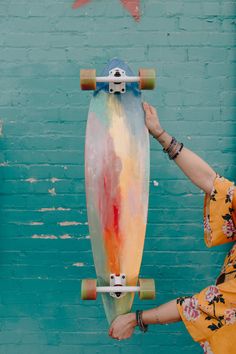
[{"xmin": 85, "ymin": 59, "xmax": 149, "ymax": 323}]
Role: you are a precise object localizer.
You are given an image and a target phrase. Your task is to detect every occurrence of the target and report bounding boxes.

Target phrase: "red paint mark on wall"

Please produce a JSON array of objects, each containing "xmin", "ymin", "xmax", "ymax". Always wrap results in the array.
[
  {"xmin": 120, "ymin": 0, "xmax": 140, "ymax": 21},
  {"xmin": 72, "ymin": 0, "xmax": 140, "ymax": 21},
  {"xmin": 72, "ymin": 0, "xmax": 90, "ymax": 9}
]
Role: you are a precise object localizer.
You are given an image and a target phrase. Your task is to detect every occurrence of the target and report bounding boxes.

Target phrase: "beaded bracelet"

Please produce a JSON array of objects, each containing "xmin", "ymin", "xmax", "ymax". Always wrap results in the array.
[{"xmin": 136, "ymin": 310, "xmax": 148, "ymax": 333}]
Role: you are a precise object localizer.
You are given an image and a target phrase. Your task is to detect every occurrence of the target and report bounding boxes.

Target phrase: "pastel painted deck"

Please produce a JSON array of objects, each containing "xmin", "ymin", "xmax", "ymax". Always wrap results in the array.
[{"xmin": 85, "ymin": 59, "xmax": 150, "ymax": 323}]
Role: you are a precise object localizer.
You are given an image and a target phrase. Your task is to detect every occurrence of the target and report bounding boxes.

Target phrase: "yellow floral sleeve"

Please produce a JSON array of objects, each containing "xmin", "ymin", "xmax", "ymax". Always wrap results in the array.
[
  {"xmin": 176, "ymin": 280, "xmax": 236, "ymax": 354},
  {"xmin": 204, "ymin": 175, "xmax": 236, "ymax": 248},
  {"xmin": 176, "ymin": 176, "xmax": 236, "ymax": 353}
]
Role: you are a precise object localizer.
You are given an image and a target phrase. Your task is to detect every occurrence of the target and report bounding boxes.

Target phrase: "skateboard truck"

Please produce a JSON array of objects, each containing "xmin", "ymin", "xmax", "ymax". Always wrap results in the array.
[
  {"xmin": 80, "ymin": 68, "xmax": 156, "ymax": 92},
  {"xmin": 110, "ymin": 273, "xmax": 126, "ymax": 298},
  {"xmin": 81, "ymin": 278, "xmax": 155, "ymax": 300},
  {"xmin": 108, "ymin": 68, "xmax": 126, "ymax": 93}
]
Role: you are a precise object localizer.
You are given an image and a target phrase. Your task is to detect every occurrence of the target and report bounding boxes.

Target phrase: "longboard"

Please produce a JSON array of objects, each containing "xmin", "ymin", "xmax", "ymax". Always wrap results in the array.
[{"xmin": 81, "ymin": 58, "xmax": 156, "ymax": 324}]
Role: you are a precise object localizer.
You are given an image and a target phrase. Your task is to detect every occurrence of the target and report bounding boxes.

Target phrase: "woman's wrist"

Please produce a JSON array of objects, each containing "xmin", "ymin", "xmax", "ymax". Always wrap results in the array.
[
  {"xmin": 154, "ymin": 130, "xmax": 172, "ymax": 149},
  {"xmin": 128, "ymin": 312, "xmax": 138, "ymax": 327},
  {"xmin": 152, "ymin": 127, "xmax": 164, "ymax": 139}
]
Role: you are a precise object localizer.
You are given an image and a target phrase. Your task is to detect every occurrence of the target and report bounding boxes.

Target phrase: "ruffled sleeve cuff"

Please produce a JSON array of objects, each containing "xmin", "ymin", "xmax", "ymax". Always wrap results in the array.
[{"xmin": 204, "ymin": 175, "xmax": 236, "ymax": 248}]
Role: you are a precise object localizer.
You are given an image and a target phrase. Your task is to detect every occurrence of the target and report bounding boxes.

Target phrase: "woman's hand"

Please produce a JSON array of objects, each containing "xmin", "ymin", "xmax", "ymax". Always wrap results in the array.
[
  {"xmin": 109, "ymin": 313, "xmax": 137, "ymax": 340},
  {"xmin": 143, "ymin": 102, "xmax": 163, "ymax": 138}
]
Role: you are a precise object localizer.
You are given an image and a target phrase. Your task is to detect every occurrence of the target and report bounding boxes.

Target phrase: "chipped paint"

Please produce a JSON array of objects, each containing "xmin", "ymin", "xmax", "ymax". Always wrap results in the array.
[
  {"xmin": 187, "ymin": 136, "xmax": 192, "ymax": 140},
  {"xmin": 58, "ymin": 221, "xmax": 83, "ymax": 226},
  {"xmin": 25, "ymin": 178, "xmax": 38, "ymax": 183},
  {"xmin": 48, "ymin": 188, "xmax": 56, "ymax": 196},
  {"xmin": 11, "ymin": 221, "xmax": 43, "ymax": 226},
  {"xmin": 38, "ymin": 207, "xmax": 71, "ymax": 212},
  {"xmin": 0, "ymin": 120, "xmax": 3, "ymax": 137},
  {"xmin": 73, "ymin": 262, "xmax": 85, "ymax": 267},
  {"xmin": 60, "ymin": 234, "xmax": 72, "ymax": 239},
  {"xmin": 32, "ymin": 234, "xmax": 58, "ymax": 239},
  {"xmin": 32, "ymin": 234, "xmax": 72, "ymax": 239},
  {"xmin": 51, "ymin": 177, "xmax": 60, "ymax": 183},
  {"xmin": 153, "ymin": 180, "xmax": 159, "ymax": 187},
  {"xmin": 0, "ymin": 162, "xmax": 9, "ymax": 166}
]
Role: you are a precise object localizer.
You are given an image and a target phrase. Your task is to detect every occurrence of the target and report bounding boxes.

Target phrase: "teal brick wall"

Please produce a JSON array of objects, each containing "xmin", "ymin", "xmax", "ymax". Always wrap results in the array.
[{"xmin": 0, "ymin": 1, "xmax": 235, "ymax": 353}]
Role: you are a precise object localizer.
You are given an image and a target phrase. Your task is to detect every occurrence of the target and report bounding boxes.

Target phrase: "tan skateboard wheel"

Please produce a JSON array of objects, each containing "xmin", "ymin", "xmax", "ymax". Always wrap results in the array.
[
  {"xmin": 138, "ymin": 278, "xmax": 156, "ymax": 300},
  {"xmin": 81, "ymin": 279, "xmax": 97, "ymax": 300},
  {"xmin": 139, "ymin": 68, "xmax": 156, "ymax": 90},
  {"xmin": 80, "ymin": 69, "xmax": 96, "ymax": 90}
]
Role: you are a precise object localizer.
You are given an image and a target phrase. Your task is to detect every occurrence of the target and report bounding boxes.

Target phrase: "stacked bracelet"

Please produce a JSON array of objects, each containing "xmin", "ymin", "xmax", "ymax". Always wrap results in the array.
[
  {"xmin": 172, "ymin": 142, "xmax": 184, "ymax": 160},
  {"xmin": 136, "ymin": 310, "xmax": 148, "ymax": 332},
  {"xmin": 163, "ymin": 137, "xmax": 184, "ymax": 160}
]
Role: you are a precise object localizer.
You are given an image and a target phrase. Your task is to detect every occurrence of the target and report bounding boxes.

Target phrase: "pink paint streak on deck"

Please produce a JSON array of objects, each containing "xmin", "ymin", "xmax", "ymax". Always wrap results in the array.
[{"xmin": 97, "ymin": 133, "xmax": 123, "ymax": 275}]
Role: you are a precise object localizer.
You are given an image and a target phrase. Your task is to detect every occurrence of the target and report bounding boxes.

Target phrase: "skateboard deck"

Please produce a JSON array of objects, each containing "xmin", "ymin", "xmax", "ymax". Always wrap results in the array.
[{"xmin": 84, "ymin": 58, "xmax": 151, "ymax": 324}]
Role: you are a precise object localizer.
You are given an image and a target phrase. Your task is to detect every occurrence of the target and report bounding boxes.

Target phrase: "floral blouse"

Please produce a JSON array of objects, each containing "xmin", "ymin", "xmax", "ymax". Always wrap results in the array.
[{"xmin": 176, "ymin": 176, "xmax": 236, "ymax": 354}]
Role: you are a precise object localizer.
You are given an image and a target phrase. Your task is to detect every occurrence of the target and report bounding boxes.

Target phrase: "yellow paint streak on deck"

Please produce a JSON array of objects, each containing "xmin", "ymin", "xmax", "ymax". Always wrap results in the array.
[{"xmin": 108, "ymin": 95, "xmax": 146, "ymax": 284}]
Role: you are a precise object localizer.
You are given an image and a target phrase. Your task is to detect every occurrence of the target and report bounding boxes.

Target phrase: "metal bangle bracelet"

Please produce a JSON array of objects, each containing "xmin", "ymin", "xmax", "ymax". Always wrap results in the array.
[{"xmin": 136, "ymin": 310, "xmax": 148, "ymax": 332}]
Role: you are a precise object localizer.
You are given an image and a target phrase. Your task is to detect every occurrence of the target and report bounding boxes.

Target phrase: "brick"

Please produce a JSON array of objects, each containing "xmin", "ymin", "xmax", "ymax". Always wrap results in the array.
[
  {"xmin": 188, "ymin": 47, "xmax": 228, "ymax": 62},
  {"xmin": 222, "ymin": 18, "xmax": 236, "ymax": 31},
  {"xmin": 220, "ymin": 2, "xmax": 236, "ymax": 17},
  {"xmin": 179, "ymin": 17, "xmax": 221, "ymax": 31}
]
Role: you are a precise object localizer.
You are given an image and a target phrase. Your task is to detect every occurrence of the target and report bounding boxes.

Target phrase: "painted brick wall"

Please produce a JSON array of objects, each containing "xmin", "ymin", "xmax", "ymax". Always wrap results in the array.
[{"xmin": 0, "ymin": 1, "xmax": 235, "ymax": 353}]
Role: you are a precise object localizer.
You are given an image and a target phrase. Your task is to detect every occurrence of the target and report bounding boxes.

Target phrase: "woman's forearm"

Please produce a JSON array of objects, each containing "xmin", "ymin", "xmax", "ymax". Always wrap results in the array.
[
  {"xmin": 155, "ymin": 130, "xmax": 216, "ymax": 195},
  {"xmin": 143, "ymin": 103, "xmax": 216, "ymax": 195},
  {"xmin": 142, "ymin": 299, "xmax": 181, "ymax": 325},
  {"xmin": 129, "ymin": 300, "xmax": 181, "ymax": 326}
]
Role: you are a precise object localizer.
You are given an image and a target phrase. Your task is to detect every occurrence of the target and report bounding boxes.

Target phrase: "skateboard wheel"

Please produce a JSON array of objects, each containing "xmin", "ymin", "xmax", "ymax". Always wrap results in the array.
[
  {"xmin": 80, "ymin": 69, "xmax": 96, "ymax": 90},
  {"xmin": 138, "ymin": 278, "xmax": 155, "ymax": 300},
  {"xmin": 81, "ymin": 279, "xmax": 97, "ymax": 300},
  {"xmin": 139, "ymin": 68, "xmax": 156, "ymax": 90}
]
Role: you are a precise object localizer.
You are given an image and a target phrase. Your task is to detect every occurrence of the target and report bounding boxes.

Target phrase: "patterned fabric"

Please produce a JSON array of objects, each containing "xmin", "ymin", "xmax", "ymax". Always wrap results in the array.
[
  {"xmin": 177, "ymin": 176, "xmax": 236, "ymax": 354},
  {"xmin": 204, "ymin": 176, "xmax": 236, "ymax": 247}
]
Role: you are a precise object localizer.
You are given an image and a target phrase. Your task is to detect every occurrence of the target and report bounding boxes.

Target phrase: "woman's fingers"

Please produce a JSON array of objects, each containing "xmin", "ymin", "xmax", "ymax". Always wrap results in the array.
[
  {"xmin": 143, "ymin": 102, "xmax": 157, "ymax": 121},
  {"xmin": 143, "ymin": 101, "xmax": 150, "ymax": 113},
  {"xmin": 149, "ymin": 104, "xmax": 157, "ymax": 115},
  {"xmin": 143, "ymin": 102, "xmax": 152, "ymax": 115}
]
